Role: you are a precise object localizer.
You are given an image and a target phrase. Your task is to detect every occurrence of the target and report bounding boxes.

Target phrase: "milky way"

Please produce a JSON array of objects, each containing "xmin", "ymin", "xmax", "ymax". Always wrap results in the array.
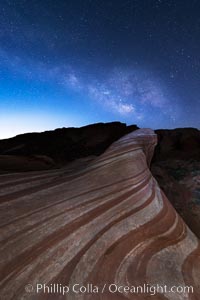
[{"xmin": 0, "ymin": 0, "xmax": 200, "ymax": 138}]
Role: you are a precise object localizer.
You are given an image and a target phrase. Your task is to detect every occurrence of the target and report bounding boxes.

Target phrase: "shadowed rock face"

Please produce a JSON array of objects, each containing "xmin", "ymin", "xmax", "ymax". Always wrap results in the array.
[
  {"xmin": 0, "ymin": 129, "xmax": 199, "ymax": 300},
  {"xmin": 0, "ymin": 122, "xmax": 138, "ymax": 166},
  {"xmin": 151, "ymin": 160, "xmax": 200, "ymax": 239},
  {"xmin": 154, "ymin": 128, "xmax": 200, "ymax": 161},
  {"xmin": 152, "ymin": 128, "xmax": 200, "ymax": 239},
  {"xmin": 0, "ymin": 155, "xmax": 56, "ymax": 172}
]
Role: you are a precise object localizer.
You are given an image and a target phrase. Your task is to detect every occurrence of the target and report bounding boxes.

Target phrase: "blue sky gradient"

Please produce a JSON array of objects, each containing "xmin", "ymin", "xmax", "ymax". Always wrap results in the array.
[{"xmin": 1, "ymin": 0, "xmax": 200, "ymax": 138}]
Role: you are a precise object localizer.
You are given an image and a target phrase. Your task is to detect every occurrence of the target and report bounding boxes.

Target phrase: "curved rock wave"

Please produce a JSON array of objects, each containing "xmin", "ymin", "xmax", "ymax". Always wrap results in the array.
[{"xmin": 0, "ymin": 129, "xmax": 199, "ymax": 299}]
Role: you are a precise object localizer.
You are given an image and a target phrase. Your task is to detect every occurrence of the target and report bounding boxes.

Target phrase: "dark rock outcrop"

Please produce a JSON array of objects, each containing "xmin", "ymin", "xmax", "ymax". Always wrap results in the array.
[
  {"xmin": 153, "ymin": 127, "xmax": 200, "ymax": 162},
  {"xmin": 151, "ymin": 127, "xmax": 200, "ymax": 239},
  {"xmin": 152, "ymin": 159, "xmax": 200, "ymax": 238},
  {"xmin": 0, "ymin": 155, "xmax": 56, "ymax": 172},
  {"xmin": 0, "ymin": 122, "xmax": 138, "ymax": 167}
]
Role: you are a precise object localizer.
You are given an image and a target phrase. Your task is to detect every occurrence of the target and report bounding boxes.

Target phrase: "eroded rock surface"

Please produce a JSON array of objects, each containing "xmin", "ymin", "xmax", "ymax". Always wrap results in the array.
[
  {"xmin": 154, "ymin": 128, "xmax": 200, "ymax": 161},
  {"xmin": 0, "ymin": 129, "xmax": 200, "ymax": 300},
  {"xmin": 152, "ymin": 160, "xmax": 200, "ymax": 238},
  {"xmin": 0, "ymin": 122, "xmax": 138, "ymax": 166}
]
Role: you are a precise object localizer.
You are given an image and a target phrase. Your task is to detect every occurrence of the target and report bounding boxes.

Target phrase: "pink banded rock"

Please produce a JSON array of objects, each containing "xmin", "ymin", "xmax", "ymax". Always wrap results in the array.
[{"xmin": 0, "ymin": 129, "xmax": 199, "ymax": 299}]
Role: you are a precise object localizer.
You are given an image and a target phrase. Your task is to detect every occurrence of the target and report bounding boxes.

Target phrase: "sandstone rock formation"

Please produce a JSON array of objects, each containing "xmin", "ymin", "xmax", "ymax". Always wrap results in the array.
[
  {"xmin": 152, "ymin": 128, "xmax": 200, "ymax": 239},
  {"xmin": 0, "ymin": 122, "xmax": 138, "ymax": 166},
  {"xmin": 0, "ymin": 129, "xmax": 200, "ymax": 299},
  {"xmin": 152, "ymin": 159, "xmax": 200, "ymax": 239},
  {"xmin": 0, "ymin": 155, "xmax": 56, "ymax": 173},
  {"xmin": 154, "ymin": 128, "xmax": 200, "ymax": 162}
]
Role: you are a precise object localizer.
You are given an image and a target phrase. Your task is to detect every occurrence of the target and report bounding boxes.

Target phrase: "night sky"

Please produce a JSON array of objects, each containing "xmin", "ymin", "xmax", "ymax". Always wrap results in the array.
[{"xmin": 1, "ymin": 0, "xmax": 200, "ymax": 139}]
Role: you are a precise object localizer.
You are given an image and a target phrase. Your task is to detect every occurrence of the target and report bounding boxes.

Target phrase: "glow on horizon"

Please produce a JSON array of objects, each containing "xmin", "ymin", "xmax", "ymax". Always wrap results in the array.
[{"xmin": 0, "ymin": 113, "xmax": 83, "ymax": 139}]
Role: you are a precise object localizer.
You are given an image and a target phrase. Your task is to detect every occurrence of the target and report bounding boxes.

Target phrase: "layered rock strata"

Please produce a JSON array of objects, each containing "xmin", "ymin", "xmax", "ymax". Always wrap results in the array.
[{"xmin": 0, "ymin": 129, "xmax": 199, "ymax": 300}]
